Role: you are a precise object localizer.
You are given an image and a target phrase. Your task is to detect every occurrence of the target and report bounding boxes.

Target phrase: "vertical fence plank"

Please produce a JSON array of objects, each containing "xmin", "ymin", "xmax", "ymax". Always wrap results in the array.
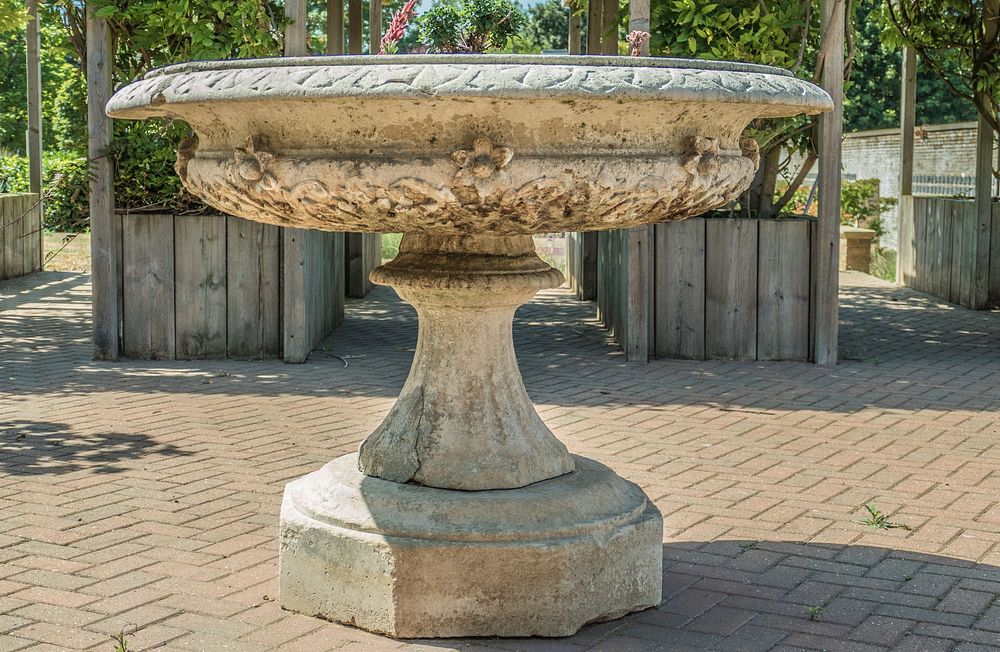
[
  {"xmin": 227, "ymin": 217, "xmax": 281, "ymax": 359},
  {"xmin": 175, "ymin": 215, "xmax": 227, "ymax": 359},
  {"xmin": 1, "ymin": 196, "xmax": 11, "ymax": 279},
  {"xmin": 959, "ymin": 199, "xmax": 975, "ymax": 307},
  {"xmin": 706, "ymin": 218, "xmax": 758, "ymax": 361},
  {"xmin": 925, "ymin": 200, "xmax": 941, "ymax": 296},
  {"xmin": 122, "ymin": 214, "xmax": 175, "ymax": 359},
  {"xmin": 625, "ymin": 226, "xmax": 651, "ymax": 362},
  {"xmin": 950, "ymin": 201, "xmax": 965, "ymax": 304},
  {"xmin": 935, "ymin": 202, "xmax": 954, "ymax": 302},
  {"xmin": 758, "ymin": 219, "xmax": 810, "ymax": 361},
  {"xmin": 912, "ymin": 197, "xmax": 927, "ymax": 293},
  {"xmin": 27, "ymin": 194, "xmax": 43, "ymax": 274},
  {"xmin": 653, "ymin": 219, "xmax": 705, "ymax": 360},
  {"xmin": 283, "ymin": 228, "xmax": 310, "ymax": 363},
  {"xmin": 990, "ymin": 201, "xmax": 1000, "ymax": 307},
  {"xmin": 17, "ymin": 195, "xmax": 30, "ymax": 276},
  {"xmin": 897, "ymin": 195, "xmax": 914, "ymax": 286}
]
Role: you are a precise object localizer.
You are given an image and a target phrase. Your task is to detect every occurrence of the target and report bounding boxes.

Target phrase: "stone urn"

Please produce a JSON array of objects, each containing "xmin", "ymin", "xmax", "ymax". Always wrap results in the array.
[{"xmin": 108, "ymin": 54, "xmax": 831, "ymax": 638}]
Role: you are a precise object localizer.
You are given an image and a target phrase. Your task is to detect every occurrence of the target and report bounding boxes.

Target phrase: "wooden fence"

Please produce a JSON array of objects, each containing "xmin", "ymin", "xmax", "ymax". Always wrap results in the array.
[
  {"xmin": 0, "ymin": 193, "xmax": 42, "ymax": 281},
  {"xmin": 118, "ymin": 213, "xmax": 344, "ymax": 361},
  {"xmin": 568, "ymin": 216, "xmax": 815, "ymax": 361},
  {"xmin": 897, "ymin": 196, "xmax": 1000, "ymax": 309}
]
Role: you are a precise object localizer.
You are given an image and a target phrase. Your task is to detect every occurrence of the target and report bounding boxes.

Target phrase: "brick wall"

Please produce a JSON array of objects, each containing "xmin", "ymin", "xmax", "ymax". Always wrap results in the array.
[{"xmin": 839, "ymin": 122, "xmax": 980, "ymax": 250}]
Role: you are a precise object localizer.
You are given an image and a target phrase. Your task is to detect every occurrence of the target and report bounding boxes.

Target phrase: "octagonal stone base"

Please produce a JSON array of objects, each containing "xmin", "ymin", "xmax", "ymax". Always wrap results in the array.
[{"xmin": 278, "ymin": 453, "xmax": 663, "ymax": 638}]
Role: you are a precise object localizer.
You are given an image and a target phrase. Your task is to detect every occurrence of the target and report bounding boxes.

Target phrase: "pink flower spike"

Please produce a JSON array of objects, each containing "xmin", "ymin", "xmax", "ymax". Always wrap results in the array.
[{"xmin": 380, "ymin": 0, "xmax": 419, "ymax": 54}]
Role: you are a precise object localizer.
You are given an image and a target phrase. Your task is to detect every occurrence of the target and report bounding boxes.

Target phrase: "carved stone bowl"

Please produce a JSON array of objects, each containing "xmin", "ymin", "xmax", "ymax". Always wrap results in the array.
[{"xmin": 107, "ymin": 54, "xmax": 832, "ymax": 236}]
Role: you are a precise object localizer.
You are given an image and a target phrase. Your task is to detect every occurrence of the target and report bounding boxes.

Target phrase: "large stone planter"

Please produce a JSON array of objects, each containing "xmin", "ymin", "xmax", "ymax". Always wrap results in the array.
[{"xmin": 108, "ymin": 54, "xmax": 830, "ymax": 638}]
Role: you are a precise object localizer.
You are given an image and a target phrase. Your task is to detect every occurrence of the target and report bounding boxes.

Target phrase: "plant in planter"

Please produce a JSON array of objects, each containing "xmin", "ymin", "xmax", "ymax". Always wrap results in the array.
[{"xmin": 418, "ymin": 0, "xmax": 525, "ymax": 53}]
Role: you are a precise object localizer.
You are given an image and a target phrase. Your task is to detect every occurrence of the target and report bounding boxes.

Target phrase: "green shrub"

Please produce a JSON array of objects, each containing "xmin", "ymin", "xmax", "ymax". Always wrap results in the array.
[
  {"xmin": 841, "ymin": 178, "xmax": 896, "ymax": 238},
  {"xmin": 0, "ymin": 153, "xmax": 90, "ymax": 232},
  {"xmin": 419, "ymin": 0, "xmax": 526, "ymax": 52}
]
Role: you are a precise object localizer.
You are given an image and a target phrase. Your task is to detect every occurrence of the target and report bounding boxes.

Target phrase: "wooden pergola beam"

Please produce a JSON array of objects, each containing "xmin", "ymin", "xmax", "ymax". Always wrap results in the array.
[{"xmin": 813, "ymin": 0, "xmax": 844, "ymax": 366}]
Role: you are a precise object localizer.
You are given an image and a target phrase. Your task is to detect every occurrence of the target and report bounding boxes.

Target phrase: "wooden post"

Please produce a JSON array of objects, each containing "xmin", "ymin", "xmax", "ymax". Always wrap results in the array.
[
  {"xmin": 813, "ymin": 0, "xmax": 844, "ymax": 366},
  {"xmin": 26, "ymin": 0, "xmax": 42, "ymax": 271},
  {"xmin": 971, "ymin": 115, "xmax": 993, "ymax": 309},
  {"xmin": 897, "ymin": 46, "xmax": 916, "ymax": 286},
  {"xmin": 900, "ymin": 47, "xmax": 916, "ymax": 196},
  {"xmin": 601, "ymin": 0, "xmax": 617, "ymax": 54},
  {"xmin": 568, "ymin": 1, "xmax": 582, "ymax": 54},
  {"xmin": 622, "ymin": 1, "xmax": 652, "ymax": 362},
  {"xmin": 370, "ymin": 0, "xmax": 382, "ymax": 55},
  {"xmin": 283, "ymin": 0, "xmax": 310, "ymax": 362},
  {"xmin": 348, "ymin": 0, "xmax": 363, "ymax": 54},
  {"xmin": 87, "ymin": 7, "xmax": 119, "ymax": 360},
  {"xmin": 586, "ymin": 0, "xmax": 602, "ymax": 55},
  {"xmin": 284, "ymin": 0, "xmax": 308, "ymax": 56},
  {"xmin": 327, "ymin": 0, "xmax": 344, "ymax": 54},
  {"xmin": 628, "ymin": 0, "xmax": 650, "ymax": 56}
]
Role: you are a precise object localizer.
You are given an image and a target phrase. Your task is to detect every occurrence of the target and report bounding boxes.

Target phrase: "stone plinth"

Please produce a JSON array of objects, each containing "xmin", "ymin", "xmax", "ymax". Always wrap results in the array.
[
  {"xmin": 840, "ymin": 226, "xmax": 877, "ymax": 273},
  {"xmin": 279, "ymin": 454, "xmax": 663, "ymax": 638}
]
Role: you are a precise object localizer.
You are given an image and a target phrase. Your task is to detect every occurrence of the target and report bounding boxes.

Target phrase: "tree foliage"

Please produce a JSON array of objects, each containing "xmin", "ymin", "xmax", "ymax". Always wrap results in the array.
[
  {"xmin": 885, "ymin": 0, "xmax": 1000, "ymax": 140},
  {"xmin": 419, "ymin": 0, "xmax": 525, "ymax": 53},
  {"xmin": 0, "ymin": 0, "xmax": 28, "ymax": 33},
  {"xmin": 844, "ymin": 0, "xmax": 975, "ymax": 132},
  {"xmin": 651, "ymin": 0, "xmax": 833, "ymax": 218},
  {"xmin": 519, "ymin": 0, "xmax": 570, "ymax": 52}
]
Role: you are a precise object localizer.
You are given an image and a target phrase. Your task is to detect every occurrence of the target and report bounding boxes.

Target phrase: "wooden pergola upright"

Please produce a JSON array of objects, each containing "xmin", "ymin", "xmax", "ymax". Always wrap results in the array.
[{"xmin": 896, "ymin": 47, "xmax": 1000, "ymax": 309}]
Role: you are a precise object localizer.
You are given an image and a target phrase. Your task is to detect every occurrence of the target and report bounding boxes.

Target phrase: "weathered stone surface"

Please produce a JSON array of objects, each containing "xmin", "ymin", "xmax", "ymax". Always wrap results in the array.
[
  {"xmin": 279, "ymin": 453, "xmax": 664, "ymax": 638},
  {"xmin": 361, "ymin": 233, "xmax": 572, "ymax": 490},
  {"xmin": 106, "ymin": 55, "xmax": 832, "ymax": 236}
]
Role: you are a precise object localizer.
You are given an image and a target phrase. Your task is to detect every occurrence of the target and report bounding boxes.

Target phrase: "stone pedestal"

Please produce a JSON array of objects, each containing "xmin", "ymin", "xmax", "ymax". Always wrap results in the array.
[
  {"xmin": 278, "ymin": 234, "xmax": 663, "ymax": 637},
  {"xmin": 279, "ymin": 454, "xmax": 662, "ymax": 638}
]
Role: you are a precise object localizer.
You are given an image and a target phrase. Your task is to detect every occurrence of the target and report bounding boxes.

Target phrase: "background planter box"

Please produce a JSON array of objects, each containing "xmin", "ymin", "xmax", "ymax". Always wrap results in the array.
[
  {"xmin": 569, "ymin": 216, "xmax": 816, "ymax": 362},
  {"xmin": 118, "ymin": 213, "xmax": 346, "ymax": 361},
  {"xmin": 0, "ymin": 193, "xmax": 42, "ymax": 281}
]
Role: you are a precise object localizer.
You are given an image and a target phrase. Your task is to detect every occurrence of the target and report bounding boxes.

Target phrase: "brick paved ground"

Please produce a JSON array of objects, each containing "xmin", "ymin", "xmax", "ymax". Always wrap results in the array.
[{"xmin": 1, "ymin": 270, "xmax": 1000, "ymax": 651}]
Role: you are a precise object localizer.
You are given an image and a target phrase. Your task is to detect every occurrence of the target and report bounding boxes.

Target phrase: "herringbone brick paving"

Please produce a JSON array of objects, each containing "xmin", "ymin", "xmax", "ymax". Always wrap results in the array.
[{"xmin": 1, "ymin": 270, "xmax": 999, "ymax": 651}]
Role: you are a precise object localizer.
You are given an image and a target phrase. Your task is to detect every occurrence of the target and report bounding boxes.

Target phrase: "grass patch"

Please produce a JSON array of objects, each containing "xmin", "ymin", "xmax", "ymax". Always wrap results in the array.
[
  {"xmin": 859, "ymin": 503, "xmax": 911, "ymax": 531},
  {"xmin": 44, "ymin": 231, "xmax": 91, "ymax": 272},
  {"xmin": 381, "ymin": 232, "xmax": 402, "ymax": 263},
  {"xmin": 869, "ymin": 247, "xmax": 896, "ymax": 283}
]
